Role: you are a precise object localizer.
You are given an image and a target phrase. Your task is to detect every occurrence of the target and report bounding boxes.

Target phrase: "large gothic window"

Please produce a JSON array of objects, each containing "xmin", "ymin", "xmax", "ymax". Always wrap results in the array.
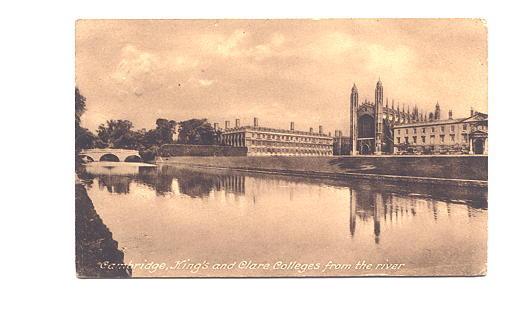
[{"xmin": 358, "ymin": 115, "xmax": 375, "ymax": 138}]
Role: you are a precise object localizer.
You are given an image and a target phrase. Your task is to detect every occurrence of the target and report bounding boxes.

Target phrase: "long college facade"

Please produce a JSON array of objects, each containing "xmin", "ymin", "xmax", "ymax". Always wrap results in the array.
[
  {"xmin": 392, "ymin": 111, "xmax": 488, "ymax": 155},
  {"xmin": 219, "ymin": 118, "xmax": 333, "ymax": 156}
]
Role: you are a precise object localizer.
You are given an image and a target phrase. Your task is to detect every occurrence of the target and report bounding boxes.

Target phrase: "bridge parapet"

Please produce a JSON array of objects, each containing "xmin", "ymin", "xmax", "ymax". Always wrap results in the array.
[{"xmin": 79, "ymin": 148, "xmax": 142, "ymax": 162}]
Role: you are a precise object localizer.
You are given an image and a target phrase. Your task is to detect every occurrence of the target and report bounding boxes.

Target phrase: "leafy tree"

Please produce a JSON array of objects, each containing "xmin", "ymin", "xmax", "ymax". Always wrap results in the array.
[
  {"xmin": 96, "ymin": 119, "xmax": 140, "ymax": 149},
  {"xmin": 75, "ymin": 87, "xmax": 86, "ymax": 126},
  {"xmin": 139, "ymin": 118, "xmax": 177, "ymax": 147},
  {"xmin": 76, "ymin": 126, "xmax": 96, "ymax": 150},
  {"xmin": 75, "ymin": 87, "xmax": 88, "ymax": 170},
  {"xmin": 177, "ymin": 119, "xmax": 219, "ymax": 145},
  {"xmin": 154, "ymin": 118, "xmax": 177, "ymax": 144}
]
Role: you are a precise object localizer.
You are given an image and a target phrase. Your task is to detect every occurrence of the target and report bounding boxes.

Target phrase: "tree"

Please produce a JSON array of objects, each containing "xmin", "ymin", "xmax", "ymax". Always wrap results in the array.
[
  {"xmin": 75, "ymin": 87, "xmax": 86, "ymax": 126},
  {"xmin": 154, "ymin": 118, "xmax": 177, "ymax": 144},
  {"xmin": 76, "ymin": 126, "xmax": 96, "ymax": 150},
  {"xmin": 96, "ymin": 119, "xmax": 140, "ymax": 149},
  {"xmin": 75, "ymin": 87, "xmax": 88, "ymax": 170},
  {"xmin": 139, "ymin": 118, "xmax": 177, "ymax": 147},
  {"xmin": 177, "ymin": 119, "xmax": 219, "ymax": 145}
]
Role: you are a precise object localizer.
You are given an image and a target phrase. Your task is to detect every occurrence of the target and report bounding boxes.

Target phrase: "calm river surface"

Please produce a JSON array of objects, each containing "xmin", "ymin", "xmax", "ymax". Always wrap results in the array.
[{"xmin": 84, "ymin": 162, "xmax": 487, "ymax": 277}]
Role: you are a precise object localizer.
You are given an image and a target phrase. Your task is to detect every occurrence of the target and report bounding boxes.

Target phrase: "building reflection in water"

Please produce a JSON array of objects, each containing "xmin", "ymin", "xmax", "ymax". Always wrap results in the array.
[
  {"xmin": 349, "ymin": 190, "xmax": 357, "ymax": 237},
  {"xmin": 85, "ymin": 163, "xmax": 486, "ymax": 245},
  {"xmin": 135, "ymin": 167, "xmax": 246, "ymax": 198},
  {"xmin": 86, "ymin": 164, "xmax": 246, "ymax": 198},
  {"xmin": 348, "ymin": 188, "xmax": 384, "ymax": 244},
  {"xmin": 348, "ymin": 187, "xmax": 486, "ymax": 244}
]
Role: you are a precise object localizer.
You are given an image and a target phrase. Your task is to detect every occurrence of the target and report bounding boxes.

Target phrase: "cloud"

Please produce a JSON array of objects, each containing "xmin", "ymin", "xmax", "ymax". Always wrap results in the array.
[
  {"xmin": 366, "ymin": 44, "xmax": 413, "ymax": 73},
  {"xmin": 197, "ymin": 79, "xmax": 215, "ymax": 87},
  {"xmin": 311, "ymin": 32, "xmax": 356, "ymax": 56},
  {"xmin": 200, "ymin": 30, "xmax": 286, "ymax": 62},
  {"xmin": 112, "ymin": 45, "xmax": 163, "ymax": 96},
  {"xmin": 214, "ymin": 29, "xmax": 249, "ymax": 57},
  {"xmin": 167, "ymin": 55, "xmax": 199, "ymax": 71}
]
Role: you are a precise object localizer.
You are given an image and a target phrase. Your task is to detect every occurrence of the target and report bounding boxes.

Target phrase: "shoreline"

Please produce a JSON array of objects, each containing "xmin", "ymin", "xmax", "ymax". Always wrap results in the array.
[
  {"xmin": 157, "ymin": 155, "xmax": 488, "ymax": 188},
  {"xmin": 75, "ymin": 182, "xmax": 131, "ymax": 278}
]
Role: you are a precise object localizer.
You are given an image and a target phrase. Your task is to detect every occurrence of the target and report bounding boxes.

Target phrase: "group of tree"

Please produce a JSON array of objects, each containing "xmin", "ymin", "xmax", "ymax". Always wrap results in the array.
[{"xmin": 75, "ymin": 88, "xmax": 222, "ymax": 162}]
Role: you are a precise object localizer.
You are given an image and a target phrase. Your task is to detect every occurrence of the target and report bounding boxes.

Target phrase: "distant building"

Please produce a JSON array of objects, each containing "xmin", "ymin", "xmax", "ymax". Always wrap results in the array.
[
  {"xmin": 332, "ymin": 130, "xmax": 351, "ymax": 155},
  {"xmin": 219, "ymin": 118, "xmax": 333, "ymax": 156},
  {"xmin": 393, "ymin": 110, "xmax": 488, "ymax": 155},
  {"xmin": 349, "ymin": 80, "xmax": 488, "ymax": 155}
]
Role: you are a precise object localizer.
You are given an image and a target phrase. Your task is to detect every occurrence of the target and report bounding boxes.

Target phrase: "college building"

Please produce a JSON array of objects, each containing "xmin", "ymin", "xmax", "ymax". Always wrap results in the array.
[
  {"xmin": 216, "ymin": 79, "xmax": 487, "ymax": 156},
  {"xmin": 347, "ymin": 80, "xmax": 488, "ymax": 155},
  {"xmin": 393, "ymin": 109, "xmax": 488, "ymax": 155},
  {"xmin": 218, "ymin": 118, "xmax": 333, "ymax": 156}
]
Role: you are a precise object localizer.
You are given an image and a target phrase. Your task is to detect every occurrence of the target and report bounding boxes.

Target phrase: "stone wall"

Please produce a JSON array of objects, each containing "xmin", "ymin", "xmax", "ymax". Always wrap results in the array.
[
  {"xmin": 158, "ymin": 155, "xmax": 487, "ymax": 183},
  {"xmin": 159, "ymin": 144, "xmax": 247, "ymax": 157}
]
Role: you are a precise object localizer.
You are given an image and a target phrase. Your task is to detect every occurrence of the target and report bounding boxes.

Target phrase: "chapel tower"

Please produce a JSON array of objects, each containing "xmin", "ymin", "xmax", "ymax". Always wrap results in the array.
[
  {"xmin": 350, "ymin": 84, "xmax": 359, "ymax": 155},
  {"xmin": 374, "ymin": 79, "xmax": 384, "ymax": 154}
]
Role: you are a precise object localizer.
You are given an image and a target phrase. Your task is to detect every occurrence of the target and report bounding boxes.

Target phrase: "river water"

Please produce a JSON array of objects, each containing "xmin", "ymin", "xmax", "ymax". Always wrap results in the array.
[{"xmin": 83, "ymin": 162, "xmax": 487, "ymax": 277}]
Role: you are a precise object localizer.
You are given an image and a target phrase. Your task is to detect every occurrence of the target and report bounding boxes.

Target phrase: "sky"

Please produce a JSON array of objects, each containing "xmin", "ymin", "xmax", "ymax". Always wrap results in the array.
[{"xmin": 76, "ymin": 19, "xmax": 487, "ymax": 135}]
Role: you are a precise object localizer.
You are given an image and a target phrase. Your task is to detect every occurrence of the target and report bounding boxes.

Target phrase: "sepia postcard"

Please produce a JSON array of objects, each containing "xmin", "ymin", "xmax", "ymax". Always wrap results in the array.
[{"xmin": 75, "ymin": 19, "xmax": 488, "ymax": 278}]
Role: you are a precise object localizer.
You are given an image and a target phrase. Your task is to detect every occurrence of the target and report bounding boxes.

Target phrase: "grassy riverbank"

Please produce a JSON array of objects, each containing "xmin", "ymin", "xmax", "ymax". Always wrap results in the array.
[{"xmin": 75, "ymin": 183, "xmax": 131, "ymax": 278}]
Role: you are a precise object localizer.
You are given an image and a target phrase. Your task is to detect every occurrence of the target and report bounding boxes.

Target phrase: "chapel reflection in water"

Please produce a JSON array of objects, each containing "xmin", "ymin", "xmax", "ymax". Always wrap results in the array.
[
  {"xmin": 85, "ymin": 164, "xmax": 486, "ymax": 245},
  {"xmin": 348, "ymin": 186, "xmax": 486, "ymax": 244}
]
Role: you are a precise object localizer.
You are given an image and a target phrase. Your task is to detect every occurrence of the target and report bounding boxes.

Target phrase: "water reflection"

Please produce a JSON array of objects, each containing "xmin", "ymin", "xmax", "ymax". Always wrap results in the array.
[
  {"xmin": 83, "ymin": 163, "xmax": 487, "ymax": 276},
  {"xmin": 347, "ymin": 187, "xmax": 486, "ymax": 245},
  {"xmin": 85, "ymin": 164, "xmax": 246, "ymax": 197},
  {"xmin": 85, "ymin": 163, "xmax": 487, "ymax": 245}
]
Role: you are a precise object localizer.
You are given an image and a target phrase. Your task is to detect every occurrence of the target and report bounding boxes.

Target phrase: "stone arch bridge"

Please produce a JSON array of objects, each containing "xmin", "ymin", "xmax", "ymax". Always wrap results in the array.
[{"xmin": 80, "ymin": 149, "xmax": 142, "ymax": 163}]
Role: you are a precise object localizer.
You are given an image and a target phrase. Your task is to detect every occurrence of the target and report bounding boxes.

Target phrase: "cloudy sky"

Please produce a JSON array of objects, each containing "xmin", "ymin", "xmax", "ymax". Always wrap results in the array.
[{"xmin": 76, "ymin": 19, "xmax": 487, "ymax": 135}]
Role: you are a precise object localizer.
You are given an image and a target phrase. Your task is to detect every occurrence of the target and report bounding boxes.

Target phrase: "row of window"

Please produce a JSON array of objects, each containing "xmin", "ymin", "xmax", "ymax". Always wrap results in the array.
[
  {"xmin": 250, "ymin": 147, "xmax": 332, "ymax": 155},
  {"xmin": 247, "ymin": 140, "xmax": 331, "ymax": 149},
  {"xmin": 396, "ymin": 133, "xmax": 469, "ymax": 144},
  {"xmin": 396, "ymin": 124, "xmax": 468, "ymax": 135},
  {"xmin": 251, "ymin": 132, "xmax": 331, "ymax": 144},
  {"xmin": 223, "ymin": 133, "xmax": 332, "ymax": 145}
]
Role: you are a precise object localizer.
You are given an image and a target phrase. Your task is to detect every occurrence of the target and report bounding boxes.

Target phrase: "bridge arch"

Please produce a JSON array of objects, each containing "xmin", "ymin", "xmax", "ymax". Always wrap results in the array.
[
  {"xmin": 124, "ymin": 155, "xmax": 142, "ymax": 162},
  {"xmin": 99, "ymin": 153, "xmax": 120, "ymax": 162}
]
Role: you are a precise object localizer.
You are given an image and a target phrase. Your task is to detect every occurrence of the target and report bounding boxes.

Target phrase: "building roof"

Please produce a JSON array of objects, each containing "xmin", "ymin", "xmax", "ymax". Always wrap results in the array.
[
  {"xmin": 223, "ymin": 125, "xmax": 332, "ymax": 138},
  {"xmin": 393, "ymin": 117, "xmax": 466, "ymax": 128},
  {"xmin": 393, "ymin": 112, "xmax": 487, "ymax": 128}
]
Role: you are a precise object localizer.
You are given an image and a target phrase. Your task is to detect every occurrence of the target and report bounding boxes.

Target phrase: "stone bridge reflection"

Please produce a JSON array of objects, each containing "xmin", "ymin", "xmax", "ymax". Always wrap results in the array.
[{"xmin": 84, "ymin": 164, "xmax": 487, "ymax": 245}]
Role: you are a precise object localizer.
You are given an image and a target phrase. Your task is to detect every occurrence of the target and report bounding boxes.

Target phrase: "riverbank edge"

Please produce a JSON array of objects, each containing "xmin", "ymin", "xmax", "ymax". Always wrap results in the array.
[
  {"xmin": 158, "ymin": 156, "xmax": 488, "ymax": 188},
  {"xmin": 75, "ymin": 182, "xmax": 131, "ymax": 278}
]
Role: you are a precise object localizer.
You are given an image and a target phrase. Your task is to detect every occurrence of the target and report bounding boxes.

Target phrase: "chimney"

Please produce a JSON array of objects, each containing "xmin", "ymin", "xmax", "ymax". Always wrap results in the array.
[
  {"xmin": 328, "ymin": 131, "xmax": 332, "ymax": 137},
  {"xmin": 448, "ymin": 110, "xmax": 453, "ymax": 119},
  {"xmin": 253, "ymin": 117, "xmax": 259, "ymax": 127},
  {"xmin": 335, "ymin": 129, "xmax": 338, "ymax": 138},
  {"xmin": 319, "ymin": 125, "xmax": 323, "ymax": 134},
  {"xmin": 470, "ymin": 107, "xmax": 474, "ymax": 116},
  {"xmin": 309, "ymin": 127, "xmax": 313, "ymax": 133},
  {"xmin": 235, "ymin": 118, "xmax": 240, "ymax": 128},
  {"xmin": 290, "ymin": 122, "xmax": 295, "ymax": 131},
  {"xmin": 213, "ymin": 123, "xmax": 219, "ymax": 130},
  {"xmin": 225, "ymin": 120, "xmax": 230, "ymax": 129}
]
